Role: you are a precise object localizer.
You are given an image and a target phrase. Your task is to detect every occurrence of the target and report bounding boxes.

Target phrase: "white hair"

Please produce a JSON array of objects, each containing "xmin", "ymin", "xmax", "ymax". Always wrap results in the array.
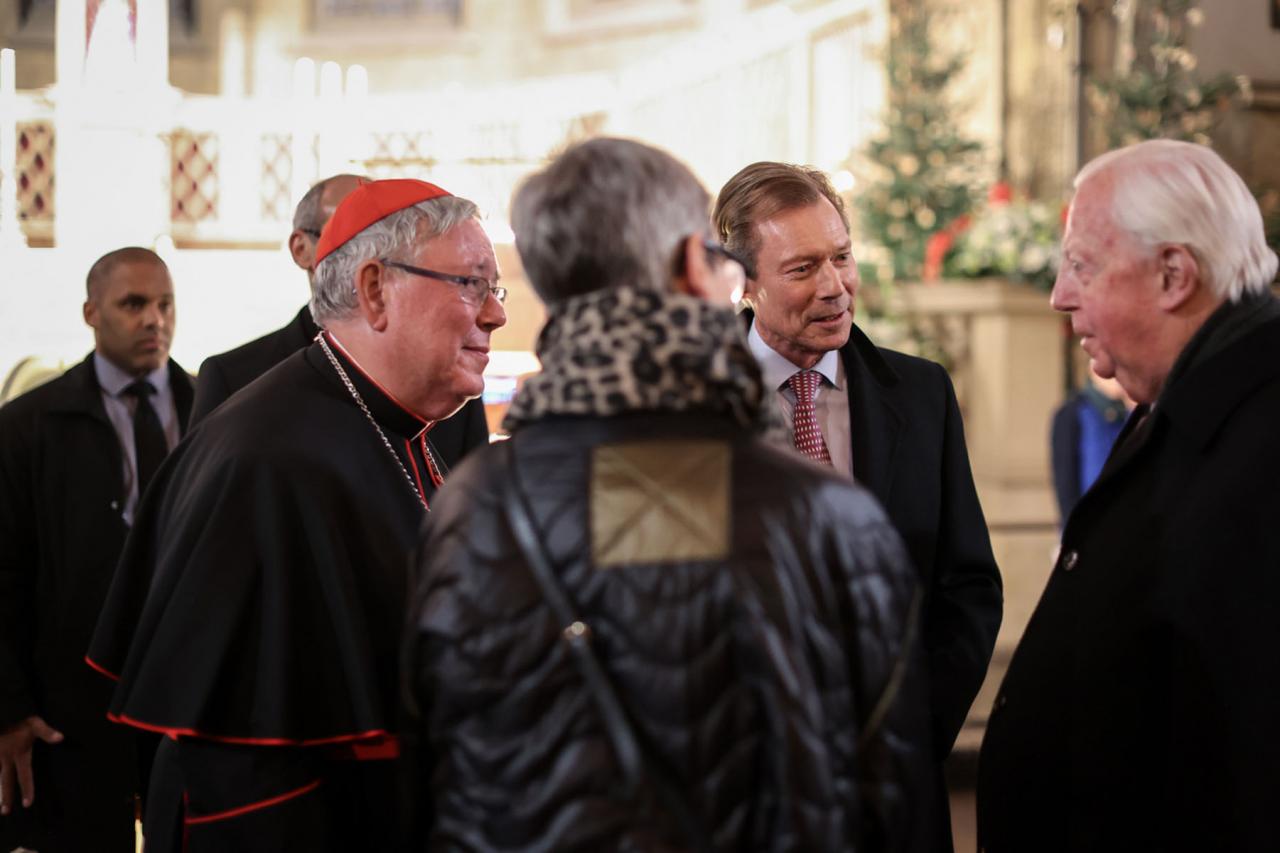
[
  {"xmin": 1077, "ymin": 139, "xmax": 1278, "ymax": 302},
  {"xmin": 310, "ymin": 195, "xmax": 480, "ymax": 325}
]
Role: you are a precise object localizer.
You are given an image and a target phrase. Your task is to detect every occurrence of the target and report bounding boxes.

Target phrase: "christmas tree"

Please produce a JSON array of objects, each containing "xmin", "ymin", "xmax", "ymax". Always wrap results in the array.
[{"xmin": 854, "ymin": 0, "xmax": 985, "ymax": 283}]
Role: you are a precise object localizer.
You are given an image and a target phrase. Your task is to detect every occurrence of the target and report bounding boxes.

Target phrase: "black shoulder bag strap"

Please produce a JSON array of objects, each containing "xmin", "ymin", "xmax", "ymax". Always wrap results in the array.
[{"xmin": 499, "ymin": 439, "xmax": 713, "ymax": 853}]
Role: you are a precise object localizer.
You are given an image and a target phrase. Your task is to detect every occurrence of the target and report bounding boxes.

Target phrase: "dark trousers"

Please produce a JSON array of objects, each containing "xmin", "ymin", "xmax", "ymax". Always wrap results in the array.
[{"xmin": 0, "ymin": 735, "xmax": 138, "ymax": 853}]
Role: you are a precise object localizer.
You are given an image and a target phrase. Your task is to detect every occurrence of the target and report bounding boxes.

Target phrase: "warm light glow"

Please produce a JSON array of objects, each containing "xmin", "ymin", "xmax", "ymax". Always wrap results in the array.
[
  {"xmin": 345, "ymin": 65, "xmax": 369, "ymax": 99},
  {"xmin": 481, "ymin": 217, "xmax": 515, "ymax": 245},
  {"xmin": 84, "ymin": 0, "xmax": 139, "ymax": 92},
  {"xmin": 293, "ymin": 57, "xmax": 316, "ymax": 99},
  {"xmin": 7, "ymin": 0, "xmax": 898, "ymax": 379},
  {"xmin": 218, "ymin": 10, "xmax": 247, "ymax": 97},
  {"xmin": 0, "ymin": 49, "xmax": 14, "ymax": 99},
  {"xmin": 486, "ymin": 351, "xmax": 541, "ymax": 378},
  {"xmin": 0, "ymin": 48, "xmax": 18, "ymax": 245},
  {"xmin": 832, "ymin": 169, "xmax": 857, "ymax": 192},
  {"xmin": 152, "ymin": 234, "xmax": 176, "ymax": 262},
  {"xmin": 319, "ymin": 61, "xmax": 343, "ymax": 100}
]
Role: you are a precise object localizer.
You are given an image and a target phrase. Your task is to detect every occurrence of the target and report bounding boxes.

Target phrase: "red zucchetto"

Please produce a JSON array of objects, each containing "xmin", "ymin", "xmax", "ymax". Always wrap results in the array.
[{"xmin": 314, "ymin": 178, "xmax": 452, "ymax": 264}]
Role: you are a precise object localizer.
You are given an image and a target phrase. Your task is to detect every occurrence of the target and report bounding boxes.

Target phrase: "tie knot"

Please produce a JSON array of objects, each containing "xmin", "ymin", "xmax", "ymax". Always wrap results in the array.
[
  {"xmin": 787, "ymin": 370, "xmax": 821, "ymax": 403},
  {"xmin": 125, "ymin": 380, "xmax": 156, "ymax": 399}
]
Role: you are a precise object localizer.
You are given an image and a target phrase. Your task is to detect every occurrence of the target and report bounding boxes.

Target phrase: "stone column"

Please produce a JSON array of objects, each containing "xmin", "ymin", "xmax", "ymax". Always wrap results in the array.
[
  {"xmin": 290, "ymin": 58, "xmax": 317, "ymax": 208},
  {"xmin": 894, "ymin": 278, "xmax": 1066, "ymax": 744},
  {"xmin": 54, "ymin": 0, "xmax": 174, "ymax": 259},
  {"xmin": 219, "ymin": 9, "xmax": 247, "ymax": 99},
  {"xmin": 0, "ymin": 49, "xmax": 24, "ymax": 248}
]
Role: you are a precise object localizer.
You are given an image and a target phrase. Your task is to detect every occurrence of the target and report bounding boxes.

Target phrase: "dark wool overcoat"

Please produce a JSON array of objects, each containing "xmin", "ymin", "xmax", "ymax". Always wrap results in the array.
[
  {"xmin": 0, "ymin": 353, "xmax": 193, "ymax": 852},
  {"xmin": 979, "ymin": 313, "xmax": 1280, "ymax": 852}
]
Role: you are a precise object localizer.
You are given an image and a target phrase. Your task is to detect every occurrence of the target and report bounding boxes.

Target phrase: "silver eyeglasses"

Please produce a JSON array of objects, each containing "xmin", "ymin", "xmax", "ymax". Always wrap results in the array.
[{"xmin": 380, "ymin": 258, "xmax": 507, "ymax": 306}]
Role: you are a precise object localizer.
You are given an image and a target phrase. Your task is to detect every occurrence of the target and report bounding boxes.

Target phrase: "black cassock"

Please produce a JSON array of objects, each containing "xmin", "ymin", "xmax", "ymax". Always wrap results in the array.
[{"xmin": 88, "ymin": 335, "xmax": 443, "ymax": 852}]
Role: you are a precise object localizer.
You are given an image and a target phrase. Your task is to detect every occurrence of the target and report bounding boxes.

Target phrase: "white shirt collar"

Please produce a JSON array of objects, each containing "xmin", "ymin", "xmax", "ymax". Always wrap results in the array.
[
  {"xmin": 93, "ymin": 352, "xmax": 170, "ymax": 398},
  {"xmin": 746, "ymin": 322, "xmax": 843, "ymax": 391}
]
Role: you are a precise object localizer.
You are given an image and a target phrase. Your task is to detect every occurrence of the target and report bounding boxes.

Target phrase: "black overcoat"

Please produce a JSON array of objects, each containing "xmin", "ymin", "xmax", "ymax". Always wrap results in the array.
[
  {"xmin": 0, "ymin": 353, "xmax": 193, "ymax": 851},
  {"xmin": 978, "ymin": 314, "xmax": 1280, "ymax": 851},
  {"xmin": 837, "ymin": 324, "xmax": 1003, "ymax": 759},
  {"xmin": 744, "ymin": 313, "xmax": 1002, "ymax": 852}
]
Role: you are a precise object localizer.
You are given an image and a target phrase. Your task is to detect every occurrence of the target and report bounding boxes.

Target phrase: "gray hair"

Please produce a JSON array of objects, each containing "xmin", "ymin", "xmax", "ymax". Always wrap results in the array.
[
  {"xmin": 310, "ymin": 195, "xmax": 480, "ymax": 325},
  {"xmin": 511, "ymin": 137, "xmax": 711, "ymax": 302},
  {"xmin": 1078, "ymin": 140, "xmax": 1278, "ymax": 301},
  {"xmin": 293, "ymin": 174, "xmax": 362, "ymax": 232}
]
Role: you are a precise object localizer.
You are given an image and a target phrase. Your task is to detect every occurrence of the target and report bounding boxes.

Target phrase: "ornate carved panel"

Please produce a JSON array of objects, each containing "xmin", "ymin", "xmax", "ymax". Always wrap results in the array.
[
  {"xmin": 170, "ymin": 130, "xmax": 218, "ymax": 223},
  {"xmin": 261, "ymin": 132, "xmax": 292, "ymax": 222},
  {"xmin": 15, "ymin": 121, "xmax": 55, "ymax": 227},
  {"xmin": 170, "ymin": 129, "xmax": 220, "ymax": 222}
]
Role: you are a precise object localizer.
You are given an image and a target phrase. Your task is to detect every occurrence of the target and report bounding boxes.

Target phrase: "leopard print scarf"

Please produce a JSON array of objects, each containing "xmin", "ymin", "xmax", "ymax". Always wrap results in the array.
[{"xmin": 503, "ymin": 286, "xmax": 776, "ymax": 435}]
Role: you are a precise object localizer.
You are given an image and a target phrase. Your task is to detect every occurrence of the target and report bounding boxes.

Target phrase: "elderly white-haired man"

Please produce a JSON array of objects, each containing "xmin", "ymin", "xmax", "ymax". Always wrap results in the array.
[
  {"xmin": 88, "ymin": 179, "xmax": 506, "ymax": 853},
  {"xmin": 978, "ymin": 140, "xmax": 1280, "ymax": 852}
]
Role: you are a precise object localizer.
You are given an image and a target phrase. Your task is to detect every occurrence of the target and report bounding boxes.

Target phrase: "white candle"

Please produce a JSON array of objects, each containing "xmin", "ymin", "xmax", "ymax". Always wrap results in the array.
[
  {"xmin": 319, "ymin": 61, "xmax": 342, "ymax": 100},
  {"xmin": 1, "ymin": 48, "xmax": 15, "ymax": 100},
  {"xmin": 345, "ymin": 65, "xmax": 368, "ymax": 101},
  {"xmin": 293, "ymin": 57, "xmax": 316, "ymax": 100}
]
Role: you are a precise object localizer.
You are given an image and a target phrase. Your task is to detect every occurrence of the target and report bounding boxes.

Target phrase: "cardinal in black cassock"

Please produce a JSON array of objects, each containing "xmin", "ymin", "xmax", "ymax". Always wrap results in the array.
[{"xmin": 87, "ymin": 179, "xmax": 503, "ymax": 852}]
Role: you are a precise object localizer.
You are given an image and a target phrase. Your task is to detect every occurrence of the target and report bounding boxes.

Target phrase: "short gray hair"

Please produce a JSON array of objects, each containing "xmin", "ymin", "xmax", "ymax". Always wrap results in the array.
[
  {"xmin": 1078, "ymin": 140, "xmax": 1278, "ymax": 301},
  {"xmin": 310, "ymin": 195, "xmax": 479, "ymax": 326},
  {"xmin": 511, "ymin": 137, "xmax": 711, "ymax": 302}
]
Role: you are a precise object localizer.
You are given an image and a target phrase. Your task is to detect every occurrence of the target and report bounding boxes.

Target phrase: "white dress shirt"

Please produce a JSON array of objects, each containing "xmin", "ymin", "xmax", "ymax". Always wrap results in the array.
[
  {"xmin": 747, "ymin": 323, "xmax": 853, "ymax": 478},
  {"xmin": 94, "ymin": 353, "xmax": 181, "ymax": 524}
]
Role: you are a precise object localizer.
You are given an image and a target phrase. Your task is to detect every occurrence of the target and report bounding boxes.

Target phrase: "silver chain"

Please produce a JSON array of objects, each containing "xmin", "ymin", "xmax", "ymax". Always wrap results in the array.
[{"xmin": 317, "ymin": 334, "xmax": 429, "ymax": 512}]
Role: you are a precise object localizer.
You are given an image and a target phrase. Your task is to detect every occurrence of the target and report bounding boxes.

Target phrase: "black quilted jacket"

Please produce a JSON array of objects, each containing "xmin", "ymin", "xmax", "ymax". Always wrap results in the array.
[{"xmin": 404, "ymin": 412, "xmax": 933, "ymax": 852}]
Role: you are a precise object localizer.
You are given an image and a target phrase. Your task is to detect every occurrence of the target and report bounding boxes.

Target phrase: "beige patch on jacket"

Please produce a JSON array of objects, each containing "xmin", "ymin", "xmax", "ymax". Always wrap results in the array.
[{"xmin": 591, "ymin": 440, "xmax": 730, "ymax": 567}]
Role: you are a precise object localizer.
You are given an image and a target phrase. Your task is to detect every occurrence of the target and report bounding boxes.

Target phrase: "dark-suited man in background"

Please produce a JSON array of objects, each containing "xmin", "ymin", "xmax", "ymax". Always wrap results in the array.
[
  {"xmin": 191, "ymin": 173, "xmax": 491, "ymax": 463},
  {"xmin": 978, "ymin": 140, "xmax": 1280, "ymax": 852},
  {"xmin": 714, "ymin": 162, "xmax": 1002, "ymax": 852},
  {"xmin": 0, "ymin": 247, "xmax": 192, "ymax": 851},
  {"xmin": 190, "ymin": 174, "xmax": 360, "ymax": 423}
]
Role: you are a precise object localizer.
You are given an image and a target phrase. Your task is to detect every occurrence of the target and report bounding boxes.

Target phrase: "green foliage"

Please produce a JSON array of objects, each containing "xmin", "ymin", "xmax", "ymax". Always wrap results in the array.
[
  {"xmin": 1087, "ymin": 0, "xmax": 1248, "ymax": 148},
  {"xmin": 1262, "ymin": 190, "xmax": 1280, "ymax": 281},
  {"xmin": 855, "ymin": 0, "xmax": 984, "ymax": 283}
]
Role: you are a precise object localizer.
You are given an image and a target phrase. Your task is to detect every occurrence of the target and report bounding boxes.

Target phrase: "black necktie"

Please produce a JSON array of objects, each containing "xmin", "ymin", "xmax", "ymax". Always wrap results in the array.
[{"xmin": 125, "ymin": 380, "xmax": 166, "ymax": 498}]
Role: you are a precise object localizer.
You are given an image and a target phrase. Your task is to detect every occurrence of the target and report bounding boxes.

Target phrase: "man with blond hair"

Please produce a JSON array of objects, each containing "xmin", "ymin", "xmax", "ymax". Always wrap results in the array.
[
  {"xmin": 978, "ymin": 139, "xmax": 1280, "ymax": 852},
  {"xmin": 715, "ymin": 162, "xmax": 1002, "ymax": 852}
]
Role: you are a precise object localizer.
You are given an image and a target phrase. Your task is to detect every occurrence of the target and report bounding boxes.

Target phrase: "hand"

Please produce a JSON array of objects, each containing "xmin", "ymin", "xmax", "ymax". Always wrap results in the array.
[{"xmin": 0, "ymin": 715, "xmax": 63, "ymax": 814}]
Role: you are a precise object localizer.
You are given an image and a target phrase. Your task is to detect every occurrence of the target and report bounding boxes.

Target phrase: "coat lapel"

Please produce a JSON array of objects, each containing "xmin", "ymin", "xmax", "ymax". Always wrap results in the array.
[
  {"xmin": 169, "ymin": 359, "xmax": 196, "ymax": 436},
  {"xmin": 282, "ymin": 305, "xmax": 321, "ymax": 360},
  {"xmin": 47, "ymin": 353, "xmax": 114, "ymax": 426},
  {"xmin": 841, "ymin": 325, "xmax": 903, "ymax": 503},
  {"xmin": 45, "ymin": 353, "xmax": 125, "ymax": 503},
  {"xmin": 1086, "ymin": 403, "xmax": 1154, "ymax": 495},
  {"xmin": 1072, "ymin": 315, "xmax": 1280, "ymax": 518}
]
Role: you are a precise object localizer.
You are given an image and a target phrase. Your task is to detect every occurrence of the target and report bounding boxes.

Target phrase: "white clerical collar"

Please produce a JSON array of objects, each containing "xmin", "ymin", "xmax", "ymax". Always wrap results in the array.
[
  {"xmin": 93, "ymin": 352, "xmax": 170, "ymax": 398},
  {"xmin": 746, "ymin": 322, "xmax": 843, "ymax": 391}
]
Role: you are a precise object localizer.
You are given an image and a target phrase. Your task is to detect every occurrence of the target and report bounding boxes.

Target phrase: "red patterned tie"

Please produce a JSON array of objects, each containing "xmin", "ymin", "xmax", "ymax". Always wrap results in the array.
[{"xmin": 787, "ymin": 370, "xmax": 833, "ymax": 465}]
